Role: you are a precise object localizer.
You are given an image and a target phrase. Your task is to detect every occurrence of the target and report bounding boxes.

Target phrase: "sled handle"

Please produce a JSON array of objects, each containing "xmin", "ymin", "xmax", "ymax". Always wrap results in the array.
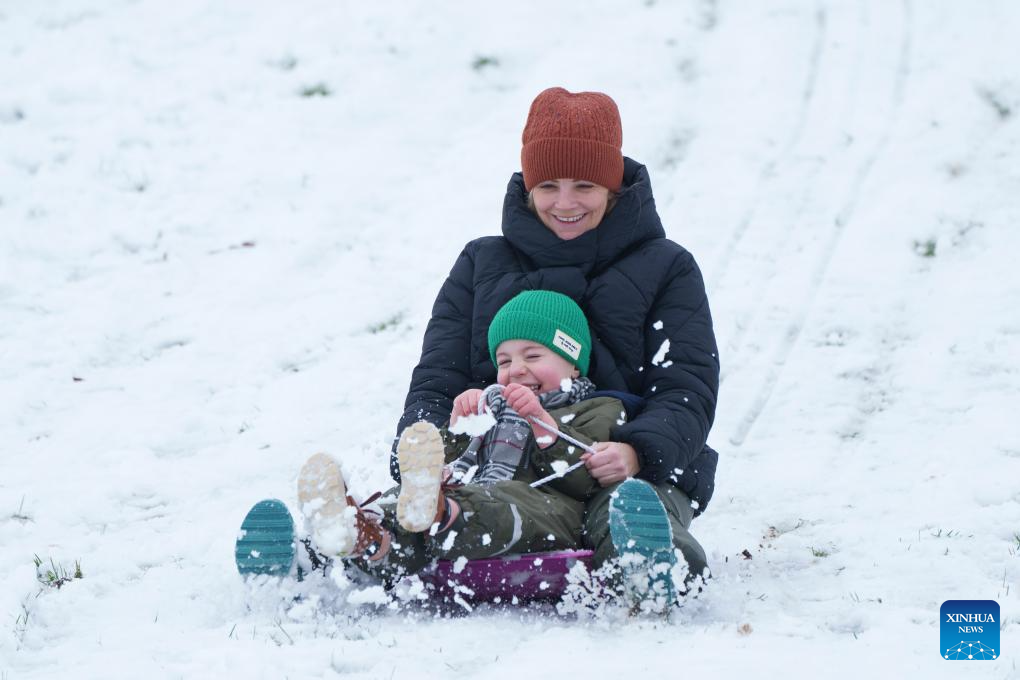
[
  {"xmin": 527, "ymin": 415, "xmax": 597, "ymax": 455},
  {"xmin": 527, "ymin": 417, "xmax": 596, "ymax": 488},
  {"xmin": 529, "ymin": 459, "xmax": 587, "ymax": 488}
]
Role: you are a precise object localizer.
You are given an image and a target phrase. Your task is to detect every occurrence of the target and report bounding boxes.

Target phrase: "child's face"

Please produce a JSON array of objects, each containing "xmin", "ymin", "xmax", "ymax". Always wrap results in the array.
[{"xmin": 495, "ymin": 340, "xmax": 580, "ymax": 395}]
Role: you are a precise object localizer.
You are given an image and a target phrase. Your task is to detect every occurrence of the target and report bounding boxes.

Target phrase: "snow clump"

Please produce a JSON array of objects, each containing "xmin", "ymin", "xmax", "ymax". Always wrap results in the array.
[{"xmin": 449, "ymin": 411, "xmax": 496, "ymax": 437}]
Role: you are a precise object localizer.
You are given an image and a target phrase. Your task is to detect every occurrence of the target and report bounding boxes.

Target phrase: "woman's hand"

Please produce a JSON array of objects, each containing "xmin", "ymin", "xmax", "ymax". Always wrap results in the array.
[
  {"xmin": 582, "ymin": 441, "xmax": 640, "ymax": 486},
  {"xmin": 450, "ymin": 389, "xmax": 485, "ymax": 427},
  {"xmin": 503, "ymin": 384, "xmax": 557, "ymax": 448}
]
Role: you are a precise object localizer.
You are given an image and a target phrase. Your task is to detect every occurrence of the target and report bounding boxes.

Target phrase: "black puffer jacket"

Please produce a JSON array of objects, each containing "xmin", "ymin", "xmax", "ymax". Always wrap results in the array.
[{"xmin": 394, "ymin": 158, "xmax": 720, "ymax": 514}]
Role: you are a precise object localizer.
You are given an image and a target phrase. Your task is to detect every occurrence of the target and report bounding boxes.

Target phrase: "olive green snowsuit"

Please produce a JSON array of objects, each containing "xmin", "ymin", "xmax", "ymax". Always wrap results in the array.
[
  {"xmin": 358, "ymin": 396, "xmax": 707, "ymax": 585},
  {"xmin": 358, "ymin": 397, "xmax": 619, "ymax": 581}
]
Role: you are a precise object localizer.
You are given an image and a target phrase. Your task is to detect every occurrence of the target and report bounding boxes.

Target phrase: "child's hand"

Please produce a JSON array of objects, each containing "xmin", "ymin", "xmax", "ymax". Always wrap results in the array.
[
  {"xmin": 503, "ymin": 384, "xmax": 557, "ymax": 448},
  {"xmin": 451, "ymin": 389, "xmax": 485, "ymax": 427},
  {"xmin": 502, "ymin": 383, "xmax": 545, "ymax": 419}
]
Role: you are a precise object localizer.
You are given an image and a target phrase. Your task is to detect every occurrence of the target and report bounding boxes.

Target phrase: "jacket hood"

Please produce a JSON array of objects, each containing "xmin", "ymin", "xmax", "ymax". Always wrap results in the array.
[{"xmin": 501, "ymin": 157, "xmax": 666, "ymax": 274}]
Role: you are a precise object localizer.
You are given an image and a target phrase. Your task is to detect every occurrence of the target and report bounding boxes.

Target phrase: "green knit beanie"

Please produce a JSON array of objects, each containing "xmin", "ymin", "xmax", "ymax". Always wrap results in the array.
[{"xmin": 487, "ymin": 290, "xmax": 591, "ymax": 376}]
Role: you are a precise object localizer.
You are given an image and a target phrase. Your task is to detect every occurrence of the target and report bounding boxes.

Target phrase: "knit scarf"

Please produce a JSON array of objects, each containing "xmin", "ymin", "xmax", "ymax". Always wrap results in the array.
[{"xmin": 449, "ymin": 377, "xmax": 595, "ymax": 485}]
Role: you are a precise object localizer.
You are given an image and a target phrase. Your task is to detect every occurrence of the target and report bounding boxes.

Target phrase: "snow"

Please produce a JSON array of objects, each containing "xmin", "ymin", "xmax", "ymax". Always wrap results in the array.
[
  {"xmin": 448, "ymin": 411, "xmax": 497, "ymax": 437},
  {"xmin": 440, "ymin": 530, "xmax": 458, "ymax": 552},
  {"xmin": 2, "ymin": 0, "xmax": 1019, "ymax": 678},
  {"xmin": 344, "ymin": 586, "xmax": 390, "ymax": 607},
  {"xmin": 651, "ymin": 339, "xmax": 671, "ymax": 366},
  {"xmin": 308, "ymin": 505, "xmax": 358, "ymax": 557},
  {"xmin": 550, "ymin": 460, "xmax": 570, "ymax": 475}
]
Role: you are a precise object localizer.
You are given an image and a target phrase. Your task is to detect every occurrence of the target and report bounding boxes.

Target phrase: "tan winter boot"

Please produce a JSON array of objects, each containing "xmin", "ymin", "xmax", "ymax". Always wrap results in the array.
[
  {"xmin": 297, "ymin": 453, "xmax": 390, "ymax": 560},
  {"xmin": 396, "ymin": 422, "xmax": 448, "ymax": 532}
]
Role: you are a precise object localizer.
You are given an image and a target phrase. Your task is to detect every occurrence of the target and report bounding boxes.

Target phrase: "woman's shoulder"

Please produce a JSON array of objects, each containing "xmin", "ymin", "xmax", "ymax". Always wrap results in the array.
[
  {"xmin": 460, "ymin": 235, "xmax": 515, "ymax": 256},
  {"xmin": 618, "ymin": 235, "xmax": 698, "ymax": 279},
  {"xmin": 443, "ymin": 236, "xmax": 524, "ymax": 289},
  {"xmin": 445, "ymin": 235, "xmax": 516, "ymax": 270},
  {"xmin": 631, "ymin": 231, "xmax": 690, "ymax": 255},
  {"xmin": 459, "ymin": 235, "xmax": 526, "ymax": 275}
]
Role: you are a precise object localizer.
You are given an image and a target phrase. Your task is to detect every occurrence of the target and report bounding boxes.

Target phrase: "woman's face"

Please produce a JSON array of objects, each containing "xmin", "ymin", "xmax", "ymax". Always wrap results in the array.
[{"xmin": 530, "ymin": 179, "xmax": 610, "ymax": 240}]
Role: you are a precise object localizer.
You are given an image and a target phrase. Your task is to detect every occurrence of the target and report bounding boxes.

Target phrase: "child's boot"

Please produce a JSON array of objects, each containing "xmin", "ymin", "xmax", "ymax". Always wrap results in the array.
[
  {"xmin": 235, "ymin": 498, "xmax": 296, "ymax": 576},
  {"xmin": 395, "ymin": 422, "xmax": 449, "ymax": 532},
  {"xmin": 609, "ymin": 478, "xmax": 677, "ymax": 613},
  {"xmin": 297, "ymin": 453, "xmax": 391, "ymax": 561}
]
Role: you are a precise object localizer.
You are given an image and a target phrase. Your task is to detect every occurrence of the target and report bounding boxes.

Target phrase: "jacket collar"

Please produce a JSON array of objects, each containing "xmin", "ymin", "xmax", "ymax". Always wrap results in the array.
[{"xmin": 501, "ymin": 157, "xmax": 665, "ymax": 273}]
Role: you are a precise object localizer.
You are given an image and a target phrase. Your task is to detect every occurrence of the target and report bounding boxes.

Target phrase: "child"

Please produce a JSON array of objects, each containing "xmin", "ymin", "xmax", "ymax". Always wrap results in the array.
[
  {"xmin": 297, "ymin": 291, "xmax": 626, "ymax": 580},
  {"xmin": 442, "ymin": 288, "xmax": 627, "ymax": 495}
]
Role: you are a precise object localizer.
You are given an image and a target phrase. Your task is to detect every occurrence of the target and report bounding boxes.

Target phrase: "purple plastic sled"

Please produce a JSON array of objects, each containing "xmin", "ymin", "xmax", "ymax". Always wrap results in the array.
[{"xmin": 418, "ymin": 549, "xmax": 594, "ymax": 603}]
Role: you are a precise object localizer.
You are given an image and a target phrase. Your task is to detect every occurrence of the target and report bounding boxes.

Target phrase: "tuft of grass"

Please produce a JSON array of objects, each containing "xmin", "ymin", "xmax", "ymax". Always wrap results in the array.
[
  {"xmin": 11, "ymin": 495, "xmax": 32, "ymax": 523},
  {"xmin": 299, "ymin": 82, "xmax": 331, "ymax": 98},
  {"xmin": 698, "ymin": 0, "xmax": 719, "ymax": 30},
  {"xmin": 13, "ymin": 601, "xmax": 31, "ymax": 646},
  {"xmin": 471, "ymin": 55, "xmax": 499, "ymax": 71},
  {"xmin": 913, "ymin": 238, "xmax": 936, "ymax": 258},
  {"xmin": 810, "ymin": 546, "xmax": 830, "ymax": 558},
  {"xmin": 273, "ymin": 54, "xmax": 298, "ymax": 71},
  {"xmin": 15, "ymin": 603, "xmax": 29, "ymax": 631},
  {"xmin": 665, "ymin": 130, "xmax": 694, "ymax": 169},
  {"xmin": 33, "ymin": 554, "xmax": 83, "ymax": 589},
  {"xmin": 976, "ymin": 87, "xmax": 1012, "ymax": 120},
  {"xmin": 1, "ymin": 107, "xmax": 26, "ymax": 124},
  {"xmin": 366, "ymin": 311, "xmax": 405, "ymax": 334},
  {"xmin": 944, "ymin": 162, "xmax": 965, "ymax": 178}
]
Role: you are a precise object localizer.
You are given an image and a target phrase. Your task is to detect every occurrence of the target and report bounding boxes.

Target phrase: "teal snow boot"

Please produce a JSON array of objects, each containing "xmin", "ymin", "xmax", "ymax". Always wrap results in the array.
[
  {"xmin": 608, "ymin": 479, "xmax": 677, "ymax": 612},
  {"xmin": 235, "ymin": 499, "xmax": 296, "ymax": 577}
]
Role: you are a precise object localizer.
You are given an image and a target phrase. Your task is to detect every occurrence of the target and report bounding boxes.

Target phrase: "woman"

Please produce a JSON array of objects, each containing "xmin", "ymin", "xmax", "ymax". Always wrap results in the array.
[{"xmin": 394, "ymin": 87, "xmax": 719, "ymax": 584}]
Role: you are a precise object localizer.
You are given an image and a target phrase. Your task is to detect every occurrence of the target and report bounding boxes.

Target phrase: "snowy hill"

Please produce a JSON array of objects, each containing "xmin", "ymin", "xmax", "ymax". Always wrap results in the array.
[{"xmin": 2, "ymin": 1, "xmax": 1018, "ymax": 677}]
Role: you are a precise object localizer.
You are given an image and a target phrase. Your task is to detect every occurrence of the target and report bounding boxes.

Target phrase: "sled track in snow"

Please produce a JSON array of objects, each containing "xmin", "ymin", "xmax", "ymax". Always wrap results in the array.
[
  {"xmin": 713, "ymin": 2, "xmax": 835, "ymax": 390},
  {"xmin": 726, "ymin": 0, "xmax": 914, "ymax": 447},
  {"xmin": 708, "ymin": 2, "xmax": 827, "ymax": 296}
]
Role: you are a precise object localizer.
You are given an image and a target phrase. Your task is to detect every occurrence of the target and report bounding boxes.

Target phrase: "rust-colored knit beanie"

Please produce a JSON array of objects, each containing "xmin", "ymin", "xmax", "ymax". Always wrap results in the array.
[{"xmin": 521, "ymin": 87, "xmax": 624, "ymax": 192}]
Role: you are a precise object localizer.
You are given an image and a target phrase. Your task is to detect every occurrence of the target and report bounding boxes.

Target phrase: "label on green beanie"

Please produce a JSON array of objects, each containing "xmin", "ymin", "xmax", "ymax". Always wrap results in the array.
[{"xmin": 553, "ymin": 329, "xmax": 582, "ymax": 360}]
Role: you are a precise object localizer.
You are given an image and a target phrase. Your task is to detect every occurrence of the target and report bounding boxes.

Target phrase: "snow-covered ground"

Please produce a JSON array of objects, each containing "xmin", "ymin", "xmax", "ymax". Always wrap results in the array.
[{"xmin": 3, "ymin": 0, "xmax": 1019, "ymax": 677}]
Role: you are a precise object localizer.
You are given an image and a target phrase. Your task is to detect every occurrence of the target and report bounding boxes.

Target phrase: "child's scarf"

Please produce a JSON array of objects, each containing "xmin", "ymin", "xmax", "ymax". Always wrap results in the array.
[{"xmin": 449, "ymin": 377, "xmax": 595, "ymax": 485}]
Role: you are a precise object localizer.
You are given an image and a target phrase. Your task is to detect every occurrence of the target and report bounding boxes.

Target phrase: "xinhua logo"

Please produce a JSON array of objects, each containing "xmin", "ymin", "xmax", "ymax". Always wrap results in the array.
[{"xmin": 940, "ymin": 600, "xmax": 999, "ymax": 660}]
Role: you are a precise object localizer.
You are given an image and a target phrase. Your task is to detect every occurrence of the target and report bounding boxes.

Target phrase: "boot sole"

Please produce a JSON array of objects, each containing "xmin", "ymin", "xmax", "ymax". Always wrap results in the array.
[
  {"xmin": 609, "ymin": 479, "xmax": 677, "ymax": 607},
  {"xmin": 396, "ymin": 422, "xmax": 446, "ymax": 532},
  {"xmin": 235, "ymin": 499, "xmax": 295, "ymax": 576},
  {"xmin": 297, "ymin": 452, "xmax": 360, "ymax": 555},
  {"xmin": 297, "ymin": 452, "xmax": 348, "ymax": 522}
]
